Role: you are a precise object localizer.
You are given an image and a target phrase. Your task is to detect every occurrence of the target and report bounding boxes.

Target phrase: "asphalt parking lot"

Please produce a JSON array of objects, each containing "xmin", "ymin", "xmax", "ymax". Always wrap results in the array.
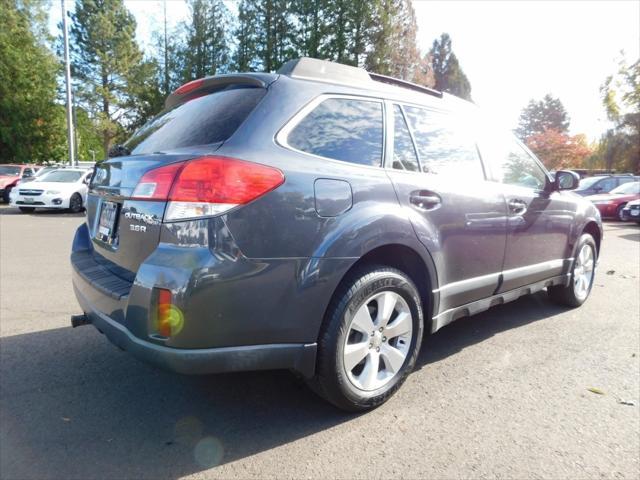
[{"xmin": 0, "ymin": 204, "xmax": 638, "ymax": 480}]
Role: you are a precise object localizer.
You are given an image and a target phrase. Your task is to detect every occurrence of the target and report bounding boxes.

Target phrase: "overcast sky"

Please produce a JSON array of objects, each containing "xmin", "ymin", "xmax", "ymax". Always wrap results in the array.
[{"xmin": 51, "ymin": 0, "xmax": 639, "ymax": 140}]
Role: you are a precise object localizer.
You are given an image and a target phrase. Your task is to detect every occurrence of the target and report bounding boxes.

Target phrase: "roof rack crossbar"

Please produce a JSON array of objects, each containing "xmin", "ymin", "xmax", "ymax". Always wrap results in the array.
[{"xmin": 369, "ymin": 72, "xmax": 443, "ymax": 98}]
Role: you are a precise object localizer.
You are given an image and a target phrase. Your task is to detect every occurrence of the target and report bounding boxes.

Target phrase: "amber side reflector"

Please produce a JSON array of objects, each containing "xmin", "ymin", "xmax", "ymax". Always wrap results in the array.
[{"xmin": 156, "ymin": 288, "xmax": 184, "ymax": 337}]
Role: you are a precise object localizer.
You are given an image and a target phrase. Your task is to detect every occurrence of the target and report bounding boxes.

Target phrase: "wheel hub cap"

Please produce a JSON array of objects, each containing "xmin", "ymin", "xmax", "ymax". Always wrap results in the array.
[{"xmin": 343, "ymin": 291, "xmax": 413, "ymax": 392}]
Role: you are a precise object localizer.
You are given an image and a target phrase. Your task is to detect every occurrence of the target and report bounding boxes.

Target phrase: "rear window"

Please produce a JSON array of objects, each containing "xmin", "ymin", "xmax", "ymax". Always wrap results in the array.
[
  {"xmin": 124, "ymin": 87, "xmax": 266, "ymax": 155},
  {"xmin": 286, "ymin": 97, "xmax": 383, "ymax": 166}
]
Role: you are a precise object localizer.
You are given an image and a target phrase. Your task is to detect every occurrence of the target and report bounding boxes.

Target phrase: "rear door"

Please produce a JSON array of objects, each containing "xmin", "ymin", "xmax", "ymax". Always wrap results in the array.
[
  {"xmin": 478, "ymin": 131, "xmax": 576, "ymax": 292},
  {"xmin": 385, "ymin": 102, "xmax": 507, "ymax": 313}
]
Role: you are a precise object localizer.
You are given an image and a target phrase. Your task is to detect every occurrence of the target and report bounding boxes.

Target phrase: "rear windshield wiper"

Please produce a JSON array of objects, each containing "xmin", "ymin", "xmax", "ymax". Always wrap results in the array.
[{"xmin": 108, "ymin": 144, "xmax": 131, "ymax": 158}]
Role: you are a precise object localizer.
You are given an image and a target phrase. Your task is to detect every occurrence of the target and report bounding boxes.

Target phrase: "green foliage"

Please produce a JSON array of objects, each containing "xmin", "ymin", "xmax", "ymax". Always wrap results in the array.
[
  {"xmin": 365, "ymin": 0, "xmax": 423, "ymax": 82},
  {"xmin": 0, "ymin": 0, "xmax": 66, "ymax": 163},
  {"xmin": 429, "ymin": 33, "xmax": 471, "ymax": 100},
  {"xmin": 599, "ymin": 54, "xmax": 639, "ymax": 173},
  {"xmin": 182, "ymin": 0, "xmax": 232, "ymax": 79},
  {"xmin": 516, "ymin": 94, "xmax": 570, "ymax": 140},
  {"xmin": 69, "ymin": 0, "xmax": 146, "ymax": 156},
  {"xmin": 233, "ymin": 0, "xmax": 260, "ymax": 71}
]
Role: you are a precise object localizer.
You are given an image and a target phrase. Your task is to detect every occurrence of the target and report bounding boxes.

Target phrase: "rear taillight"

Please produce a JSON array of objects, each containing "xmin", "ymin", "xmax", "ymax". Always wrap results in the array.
[
  {"xmin": 132, "ymin": 156, "xmax": 284, "ymax": 221},
  {"xmin": 132, "ymin": 162, "xmax": 185, "ymax": 200}
]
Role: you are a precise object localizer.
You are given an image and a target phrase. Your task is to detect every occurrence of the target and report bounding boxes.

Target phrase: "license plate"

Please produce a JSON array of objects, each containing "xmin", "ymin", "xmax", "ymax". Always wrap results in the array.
[
  {"xmin": 631, "ymin": 210, "xmax": 639, "ymax": 217},
  {"xmin": 96, "ymin": 201, "xmax": 119, "ymax": 243},
  {"xmin": 23, "ymin": 197, "xmax": 34, "ymax": 203}
]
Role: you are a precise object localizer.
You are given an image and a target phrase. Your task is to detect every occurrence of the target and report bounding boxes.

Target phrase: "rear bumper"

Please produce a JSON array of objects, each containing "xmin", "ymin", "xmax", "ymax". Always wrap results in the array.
[
  {"xmin": 70, "ymin": 221, "xmax": 329, "ymax": 378},
  {"xmin": 73, "ymin": 270, "xmax": 317, "ymax": 377}
]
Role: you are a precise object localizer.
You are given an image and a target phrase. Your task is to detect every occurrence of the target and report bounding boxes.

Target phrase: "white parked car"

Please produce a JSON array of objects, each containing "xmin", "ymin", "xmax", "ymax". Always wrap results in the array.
[{"xmin": 9, "ymin": 168, "xmax": 92, "ymax": 213}]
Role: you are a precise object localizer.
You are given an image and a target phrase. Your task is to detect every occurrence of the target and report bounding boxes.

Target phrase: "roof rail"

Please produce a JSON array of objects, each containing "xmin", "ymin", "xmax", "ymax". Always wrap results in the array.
[
  {"xmin": 369, "ymin": 72, "xmax": 443, "ymax": 98},
  {"xmin": 277, "ymin": 57, "xmax": 371, "ymax": 86},
  {"xmin": 278, "ymin": 57, "xmax": 443, "ymax": 99}
]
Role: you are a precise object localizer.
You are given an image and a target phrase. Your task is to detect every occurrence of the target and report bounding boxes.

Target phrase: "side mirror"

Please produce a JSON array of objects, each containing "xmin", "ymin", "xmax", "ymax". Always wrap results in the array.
[{"xmin": 554, "ymin": 170, "xmax": 580, "ymax": 191}]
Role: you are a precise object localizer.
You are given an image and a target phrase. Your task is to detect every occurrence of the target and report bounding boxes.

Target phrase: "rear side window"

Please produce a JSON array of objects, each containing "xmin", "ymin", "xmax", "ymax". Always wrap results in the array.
[
  {"xmin": 392, "ymin": 105, "xmax": 420, "ymax": 171},
  {"xmin": 403, "ymin": 106, "xmax": 484, "ymax": 179},
  {"xmin": 125, "ymin": 87, "xmax": 266, "ymax": 155},
  {"xmin": 287, "ymin": 98, "xmax": 383, "ymax": 166}
]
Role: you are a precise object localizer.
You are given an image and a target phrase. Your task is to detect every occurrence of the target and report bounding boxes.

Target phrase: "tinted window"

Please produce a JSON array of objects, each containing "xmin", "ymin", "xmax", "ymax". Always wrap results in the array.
[
  {"xmin": 125, "ymin": 87, "xmax": 266, "ymax": 155},
  {"xmin": 617, "ymin": 177, "xmax": 635, "ymax": 186},
  {"xmin": 288, "ymin": 98, "xmax": 383, "ymax": 166},
  {"xmin": 480, "ymin": 132, "xmax": 548, "ymax": 190},
  {"xmin": 392, "ymin": 105, "xmax": 419, "ymax": 171},
  {"xmin": 597, "ymin": 177, "xmax": 617, "ymax": 192},
  {"xmin": 403, "ymin": 106, "xmax": 483, "ymax": 179},
  {"xmin": 578, "ymin": 177, "xmax": 601, "ymax": 189}
]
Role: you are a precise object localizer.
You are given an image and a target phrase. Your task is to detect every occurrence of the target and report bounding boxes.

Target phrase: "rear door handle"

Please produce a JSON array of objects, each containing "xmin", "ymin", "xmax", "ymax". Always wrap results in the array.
[
  {"xmin": 410, "ymin": 193, "xmax": 442, "ymax": 211},
  {"xmin": 508, "ymin": 199, "xmax": 527, "ymax": 215}
]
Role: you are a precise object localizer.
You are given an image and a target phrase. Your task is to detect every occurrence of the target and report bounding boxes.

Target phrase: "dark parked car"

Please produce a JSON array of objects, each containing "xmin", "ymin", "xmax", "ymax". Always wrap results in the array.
[
  {"xmin": 587, "ymin": 181, "xmax": 640, "ymax": 220},
  {"xmin": 71, "ymin": 58, "xmax": 603, "ymax": 411},
  {"xmin": 621, "ymin": 199, "xmax": 640, "ymax": 223},
  {"xmin": 574, "ymin": 174, "xmax": 638, "ymax": 197}
]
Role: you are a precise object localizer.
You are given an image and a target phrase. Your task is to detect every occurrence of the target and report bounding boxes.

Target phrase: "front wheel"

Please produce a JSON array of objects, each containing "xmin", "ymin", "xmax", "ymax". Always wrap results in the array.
[
  {"xmin": 69, "ymin": 193, "xmax": 83, "ymax": 213},
  {"xmin": 617, "ymin": 204, "xmax": 627, "ymax": 222},
  {"xmin": 310, "ymin": 265, "xmax": 424, "ymax": 411},
  {"xmin": 2, "ymin": 186, "xmax": 12, "ymax": 203},
  {"xmin": 548, "ymin": 233, "xmax": 597, "ymax": 307}
]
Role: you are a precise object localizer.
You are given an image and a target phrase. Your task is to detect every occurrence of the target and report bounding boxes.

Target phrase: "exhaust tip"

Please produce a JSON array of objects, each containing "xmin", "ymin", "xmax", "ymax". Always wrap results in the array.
[{"xmin": 71, "ymin": 314, "xmax": 90, "ymax": 328}]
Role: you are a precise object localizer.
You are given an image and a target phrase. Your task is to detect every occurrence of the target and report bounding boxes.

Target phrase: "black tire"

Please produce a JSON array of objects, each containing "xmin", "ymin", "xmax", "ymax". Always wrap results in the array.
[
  {"xmin": 69, "ymin": 193, "xmax": 83, "ymax": 213},
  {"xmin": 548, "ymin": 233, "xmax": 597, "ymax": 308},
  {"xmin": 616, "ymin": 204, "xmax": 627, "ymax": 222},
  {"xmin": 309, "ymin": 265, "xmax": 424, "ymax": 412},
  {"xmin": 18, "ymin": 207, "xmax": 35, "ymax": 213},
  {"xmin": 2, "ymin": 186, "xmax": 12, "ymax": 203}
]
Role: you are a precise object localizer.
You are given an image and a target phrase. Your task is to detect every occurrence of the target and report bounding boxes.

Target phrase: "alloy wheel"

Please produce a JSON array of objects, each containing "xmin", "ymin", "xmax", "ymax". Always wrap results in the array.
[
  {"xmin": 343, "ymin": 291, "xmax": 413, "ymax": 392},
  {"xmin": 573, "ymin": 243, "xmax": 595, "ymax": 301}
]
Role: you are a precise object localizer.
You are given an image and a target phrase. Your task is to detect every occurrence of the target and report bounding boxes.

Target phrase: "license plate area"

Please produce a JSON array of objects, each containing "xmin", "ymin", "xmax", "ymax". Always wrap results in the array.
[
  {"xmin": 23, "ymin": 197, "xmax": 34, "ymax": 203},
  {"xmin": 96, "ymin": 200, "xmax": 120, "ymax": 245}
]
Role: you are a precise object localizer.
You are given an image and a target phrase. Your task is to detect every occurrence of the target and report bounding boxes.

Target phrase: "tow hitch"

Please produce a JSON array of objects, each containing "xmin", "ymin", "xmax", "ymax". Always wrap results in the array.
[{"xmin": 71, "ymin": 314, "xmax": 90, "ymax": 328}]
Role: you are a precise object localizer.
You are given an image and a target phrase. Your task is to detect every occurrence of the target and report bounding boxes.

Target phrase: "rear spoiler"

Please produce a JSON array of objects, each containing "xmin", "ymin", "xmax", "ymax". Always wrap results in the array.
[{"xmin": 165, "ymin": 73, "xmax": 277, "ymax": 110}]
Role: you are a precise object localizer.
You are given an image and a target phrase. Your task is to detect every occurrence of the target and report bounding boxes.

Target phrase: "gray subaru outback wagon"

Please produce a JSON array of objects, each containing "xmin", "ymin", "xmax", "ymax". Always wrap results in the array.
[{"xmin": 71, "ymin": 58, "xmax": 602, "ymax": 411}]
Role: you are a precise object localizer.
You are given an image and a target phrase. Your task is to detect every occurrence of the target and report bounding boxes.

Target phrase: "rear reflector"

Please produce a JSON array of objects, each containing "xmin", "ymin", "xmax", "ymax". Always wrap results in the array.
[
  {"xmin": 155, "ymin": 288, "xmax": 184, "ymax": 337},
  {"xmin": 132, "ymin": 156, "xmax": 284, "ymax": 221}
]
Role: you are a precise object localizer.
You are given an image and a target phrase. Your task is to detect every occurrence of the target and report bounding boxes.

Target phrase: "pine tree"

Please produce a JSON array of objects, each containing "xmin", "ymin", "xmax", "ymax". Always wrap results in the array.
[
  {"xmin": 292, "ymin": 0, "xmax": 329, "ymax": 59},
  {"xmin": 430, "ymin": 33, "xmax": 471, "ymax": 100},
  {"xmin": 69, "ymin": 0, "xmax": 146, "ymax": 156},
  {"xmin": 0, "ymin": 0, "xmax": 66, "ymax": 163},
  {"xmin": 182, "ymin": 0, "xmax": 232, "ymax": 80},
  {"xmin": 234, "ymin": 0, "xmax": 259, "ymax": 71},
  {"xmin": 256, "ymin": 0, "xmax": 294, "ymax": 72},
  {"xmin": 365, "ymin": 1, "xmax": 425, "ymax": 83},
  {"xmin": 516, "ymin": 94, "xmax": 570, "ymax": 140}
]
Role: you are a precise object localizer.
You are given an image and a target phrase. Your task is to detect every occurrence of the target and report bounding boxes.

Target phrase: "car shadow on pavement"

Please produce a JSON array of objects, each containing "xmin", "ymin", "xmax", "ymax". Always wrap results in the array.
[
  {"xmin": 416, "ymin": 291, "xmax": 568, "ymax": 369},
  {"xmin": 0, "ymin": 292, "xmax": 567, "ymax": 479}
]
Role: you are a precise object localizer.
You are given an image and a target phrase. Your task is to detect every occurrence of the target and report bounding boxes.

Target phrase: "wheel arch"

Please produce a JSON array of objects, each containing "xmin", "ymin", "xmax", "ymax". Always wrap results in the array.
[
  {"xmin": 321, "ymin": 243, "xmax": 438, "ymax": 334},
  {"xmin": 582, "ymin": 220, "xmax": 602, "ymax": 255}
]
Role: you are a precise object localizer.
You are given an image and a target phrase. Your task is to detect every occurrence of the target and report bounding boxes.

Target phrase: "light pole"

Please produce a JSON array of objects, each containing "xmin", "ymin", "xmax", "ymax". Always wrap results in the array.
[{"xmin": 61, "ymin": 0, "xmax": 75, "ymax": 167}]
